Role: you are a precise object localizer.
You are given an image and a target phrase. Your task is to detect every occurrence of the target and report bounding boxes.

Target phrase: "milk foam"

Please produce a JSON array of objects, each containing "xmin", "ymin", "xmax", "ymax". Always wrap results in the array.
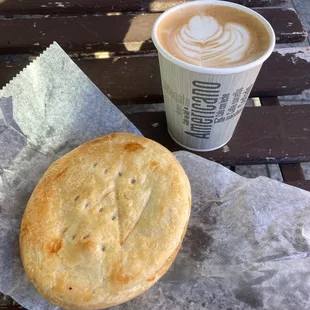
[{"xmin": 175, "ymin": 15, "xmax": 251, "ymax": 67}]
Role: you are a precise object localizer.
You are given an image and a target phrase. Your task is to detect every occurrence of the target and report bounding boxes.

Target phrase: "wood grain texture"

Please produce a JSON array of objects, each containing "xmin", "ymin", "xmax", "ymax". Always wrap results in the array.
[
  {"xmin": 247, "ymin": 0, "xmax": 287, "ymax": 7},
  {"xmin": 260, "ymin": 97, "xmax": 306, "ymax": 183},
  {"xmin": 280, "ymin": 164, "xmax": 306, "ymax": 181},
  {"xmin": 286, "ymin": 180, "xmax": 310, "ymax": 192},
  {"xmin": 147, "ymin": 0, "xmax": 288, "ymax": 11},
  {"xmin": 1, "ymin": 47, "xmax": 310, "ymax": 103},
  {"xmin": 0, "ymin": 8, "xmax": 306, "ymax": 54},
  {"xmin": 126, "ymin": 105, "xmax": 310, "ymax": 166},
  {"xmin": 0, "ymin": 0, "xmax": 288, "ymax": 14}
]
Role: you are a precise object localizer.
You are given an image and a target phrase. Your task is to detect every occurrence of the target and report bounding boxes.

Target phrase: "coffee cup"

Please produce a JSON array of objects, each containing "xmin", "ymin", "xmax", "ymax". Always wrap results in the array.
[{"xmin": 152, "ymin": 0, "xmax": 275, "ymax": 151}]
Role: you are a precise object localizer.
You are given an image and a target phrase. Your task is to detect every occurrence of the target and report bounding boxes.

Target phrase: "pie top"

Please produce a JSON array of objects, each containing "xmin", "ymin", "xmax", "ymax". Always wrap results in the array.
[{"xmin": 20, "ymin": 133, "xmax": 191, "ymax": 309}]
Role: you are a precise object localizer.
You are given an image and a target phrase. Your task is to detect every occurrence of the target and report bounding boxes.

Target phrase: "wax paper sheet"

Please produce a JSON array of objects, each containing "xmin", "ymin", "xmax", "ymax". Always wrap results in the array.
[{"xmin": 1, "ymin": 43, "xmax": 310, "ymax": 310}]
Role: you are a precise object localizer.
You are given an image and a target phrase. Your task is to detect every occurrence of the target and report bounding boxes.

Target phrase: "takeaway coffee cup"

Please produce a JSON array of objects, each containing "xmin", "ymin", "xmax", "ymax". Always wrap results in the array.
[{"xmin": 152, "ymin": 0, "xmax": 275, "ymax": 151}]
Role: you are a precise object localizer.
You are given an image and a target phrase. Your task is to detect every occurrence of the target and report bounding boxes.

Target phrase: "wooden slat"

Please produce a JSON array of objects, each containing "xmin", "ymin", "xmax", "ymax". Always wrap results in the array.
[
  {"xmin": 280, "ymin": 164, "xmax": 306, "ymax": 181},
  {"xmin": 260, "ymin": 97, "xmax": 306, "ymax": 183},
  {"xmin": 247, "ymin": 0, "xmax": 287, "ymax": 6},
  {"xmin": 0, "ymin": 0, "xmax": 144, "ymax": 14},
  {"xmin": 0, "ymin": 0, "xmax": 288, "ymax": 14},
  {"xmin": 286, "ymin": 180, "xmax": 310, "ymax": 192},
  {"xmin": 0, "ymin": 8, "xmax": 306, "ymax": 55},
  {"xmin": 125, "ymin": 105, "xmax": 310, "ymax": 166},
  {"xmin": 259, "ymin": 97, "xmax": 281, "ymax": 107},
  {"xmin": 148, "ymin": 0, "xmax": 288, "ymax": 12},
  {"xmin": 262, "ymin": 8, "xmax": 307, "ymax": 44},
  {"xmin": 1, "ymin": 47, "xmax": 310, "ymax": 103}
]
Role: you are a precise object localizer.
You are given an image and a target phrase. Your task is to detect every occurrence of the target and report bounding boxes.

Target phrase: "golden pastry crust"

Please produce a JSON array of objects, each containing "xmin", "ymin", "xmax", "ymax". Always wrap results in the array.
[{"xmin": 20, "ymin": 133, "xmax": 191, "ymax": 309}]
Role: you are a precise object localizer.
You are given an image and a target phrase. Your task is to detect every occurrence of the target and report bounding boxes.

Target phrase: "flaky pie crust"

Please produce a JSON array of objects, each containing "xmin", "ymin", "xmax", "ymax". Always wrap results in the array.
[{"xmin": 20, "ymin": 133, "xmax": 191, "ymax": 309}]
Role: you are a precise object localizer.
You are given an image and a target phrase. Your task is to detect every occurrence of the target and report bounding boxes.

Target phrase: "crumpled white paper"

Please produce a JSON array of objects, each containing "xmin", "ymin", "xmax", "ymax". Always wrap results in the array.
[{"xmin": 1, "ymin": 43, "xmax": 310, "ymax": 310}]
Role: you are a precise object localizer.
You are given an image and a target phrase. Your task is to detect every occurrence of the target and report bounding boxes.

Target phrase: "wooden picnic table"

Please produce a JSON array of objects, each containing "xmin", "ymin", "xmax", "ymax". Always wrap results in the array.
[{"xmin": 0, "ymin": 0, "xmax": 310, "ymax": 307}]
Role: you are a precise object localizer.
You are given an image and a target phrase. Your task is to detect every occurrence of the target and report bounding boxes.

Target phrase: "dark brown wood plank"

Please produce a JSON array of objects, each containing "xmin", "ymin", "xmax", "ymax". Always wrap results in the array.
[
  {"xmin": 1, "ymin": 47, "xmax": 310, "ymax": 103},
  {"xmin": 262, "ymin": 8, "xmax": 308, "ymax": 44},
  {"xmin": 125, "ymin": 105, "xmax": 310, "ymax": 166},
  {"xmin": 280, "ymin": 164, "xmax": 306, "ymax": 181},
  {"xmin": 259, "ymin": 97, "xmax": 281, "ymax": 107},
  {"xmin": 148, "ymin": 0, "xmax": 288, "ymax": 12},
  {"xmin": 0, "ymin": 8, "xmax": 305, "ymax": 54},
  {"xmin": 0, "ymin": 0, "xmax": 288, "ymax": 14},
  {"xmin": 286, "ymin": 180, "xmax": 310, "ymax": 192},
  {"xmin": 0, "ymin": 13, "xmax": 158, "ymax": 54},
  {"xmin": 53, "ymin": 46, "xmax": 310, "ymax": 100},
  {"xmin": 247, "ymin": 0, "xmax": 287, "ymax": 6},
  {"xmin": 260, "ymin": 97, "xmax": 306, "ymax": 183},
  {"xmin": 0, "ymin": 0, "xmax": 144, "ymax": 14}
]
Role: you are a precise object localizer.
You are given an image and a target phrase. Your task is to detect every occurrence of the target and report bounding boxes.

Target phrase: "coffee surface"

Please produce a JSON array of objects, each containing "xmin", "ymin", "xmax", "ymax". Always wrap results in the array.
[{"xmin": 156, "ymin": 4, "xmax": 271, "ymax": 68}]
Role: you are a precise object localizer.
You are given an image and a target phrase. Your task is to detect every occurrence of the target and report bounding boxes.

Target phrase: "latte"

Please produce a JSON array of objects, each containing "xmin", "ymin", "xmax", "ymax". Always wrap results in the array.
[{"xmin": 156, "ymin": 4, "xmax": 271, "ymax": 68}]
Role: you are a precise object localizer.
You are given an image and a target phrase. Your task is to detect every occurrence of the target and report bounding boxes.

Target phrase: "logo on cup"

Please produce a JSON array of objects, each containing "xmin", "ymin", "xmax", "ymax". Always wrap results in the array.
[{"xmin": 185, "ymin": 81, "xmax": 221, "ymax": 140}]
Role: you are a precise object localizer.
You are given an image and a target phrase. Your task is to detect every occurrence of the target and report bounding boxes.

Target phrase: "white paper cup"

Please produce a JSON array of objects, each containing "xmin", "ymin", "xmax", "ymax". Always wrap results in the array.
[{"xmin": 152, "ymin": 0, "xmax": 275, "ymax": 151}]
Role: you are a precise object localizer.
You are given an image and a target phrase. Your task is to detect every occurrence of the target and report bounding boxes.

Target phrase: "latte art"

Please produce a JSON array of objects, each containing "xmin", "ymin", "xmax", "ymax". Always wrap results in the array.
[
  {"xmin": 156, "ymin": 4, "xmax": 271, "ymax": 68},
  {"xmin": 175, "ymin": 16, "xmax": 251, "ymax": 67}
]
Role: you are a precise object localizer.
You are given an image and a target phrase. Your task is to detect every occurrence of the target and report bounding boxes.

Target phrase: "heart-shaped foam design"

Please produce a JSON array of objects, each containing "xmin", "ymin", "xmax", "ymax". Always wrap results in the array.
[{"xmin": 175, "ymin": 15, "xmax": 251, "ymax": 67}]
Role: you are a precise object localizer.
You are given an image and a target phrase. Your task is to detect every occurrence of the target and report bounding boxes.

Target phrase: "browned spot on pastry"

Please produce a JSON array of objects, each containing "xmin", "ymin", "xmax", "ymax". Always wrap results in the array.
[
  {"xmin": 79, "ymin": 240, "xmax": 97, "ymax": 251},
  {"xmin": 150, "ymin": 161, "xmax": 159, "ymax": 168},
  {"xmin": 20, "ymin": 220, "xmax": 30, "ymax": 237},
  {"xmin": 110, "ymin": 265, "xmax": 134, "ymax": 286},
  {"xmin": 45, "ymin": 239, "xmax": 63, "ymax": 254},
  {"xmin": 147, "ymin": 275, "xmax": 155, "ymax": 282},
  {"xmin": 159, "ymin": 202, "xmax": 166, "ymax": 215},
  {"xmin": 124, "ymin": 142, "xmax": 145, "ymax": 152},
  {"xmin": 108, "ymin": 133, "xmax": 117, "ymax": 139},
  {"xmin": 52, "ymin": 272, "xmax": 68, "ymax": 293},
  {"xmin": 81, "ymin": 293, "xmax": 93, "ymax": 303},
  {"xmin": 54, "ymin": 167, "xmax": 68, "ymax": 180},
  {"xmin": 116, "ymin": 272, "xmax": 132, "ymax": 285}
]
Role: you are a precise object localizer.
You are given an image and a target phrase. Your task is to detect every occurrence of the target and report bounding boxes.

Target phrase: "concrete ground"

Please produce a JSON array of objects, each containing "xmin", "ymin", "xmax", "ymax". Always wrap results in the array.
[{"xmin": 235, "ymin": 0, "xmax": 310, "ymax": 181}]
